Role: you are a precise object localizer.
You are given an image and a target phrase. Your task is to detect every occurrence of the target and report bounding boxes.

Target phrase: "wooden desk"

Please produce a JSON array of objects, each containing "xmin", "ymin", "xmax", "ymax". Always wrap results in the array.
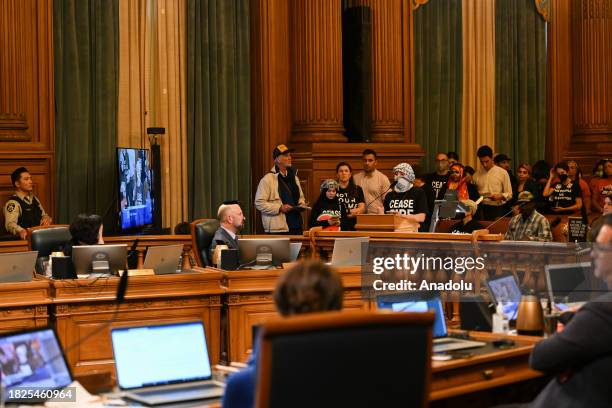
[
  {"xmin": 0, "ymin": 278, "xmax": 51, "ymax": 332},
  {"xmin": 431, "ymin": 331, "xmax": 542, "ymax": 401},
  {"xmin": 105, "ymin": 234, "xmax": 193, "ymax": 269},
  {"xmin": 50, "ymin": 269, "xmax": 224, "ymax": 378},
  {"xmin": 217, "ymin": 265, "xmax": 370, "ymax": 363}
]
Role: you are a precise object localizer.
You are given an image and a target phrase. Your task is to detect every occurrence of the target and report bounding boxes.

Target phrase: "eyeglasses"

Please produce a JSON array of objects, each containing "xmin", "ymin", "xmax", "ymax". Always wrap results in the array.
[{"xmin": 449, "ymin": 170, "xmax": 461, "ymax": 174}]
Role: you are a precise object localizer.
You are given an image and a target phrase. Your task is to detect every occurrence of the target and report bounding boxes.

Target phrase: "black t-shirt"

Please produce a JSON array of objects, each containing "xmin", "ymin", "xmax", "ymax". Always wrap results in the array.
[
  {"xmin": 383, "ymin": 187, "xmax": 429, "ymax": 216},
  {"xmin": 309, "ymin": 198, "xmax": 346, "ymax": 229},
  {"xmin": 449, "ymin": 219, "xmax": 485, "ymax": 234},
  {"xmin": 337, "ymin": 185, "xmax": 365, "ymax": 231},
  {"xmin": 424, "ymin": 173, "xmax": 450, "ymax": 200},
  {"xmin": 549, "ymin": 181, "xmax": 582, "ymax": 209}
]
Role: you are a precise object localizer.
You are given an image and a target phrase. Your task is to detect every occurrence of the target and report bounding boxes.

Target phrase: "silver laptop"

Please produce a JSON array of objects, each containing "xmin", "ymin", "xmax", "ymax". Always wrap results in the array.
[
  {"xmin": 0, "ymin": 251, "xmax": 38, "ymax": 282},
  {"xmin": 290, "ymin": 242, "xmax": 302, "ymax": 262},
  {"xmin": 111, "ymin": 321, "xmax": 224, "ymax": 406},
  {"xmin": 143, "ymin": 244, "xmax": 183, "ymax": 275},
  {"xmin": 330, "ymin": 237, "xmax": 369, "ymax": 266},
  {"xmin": 377, "ymin": 292, "xmax": 486, "ymax": 353},
  {"xmin": 545, "ymin": 262, "xmax": 596, "ymax": 311}
]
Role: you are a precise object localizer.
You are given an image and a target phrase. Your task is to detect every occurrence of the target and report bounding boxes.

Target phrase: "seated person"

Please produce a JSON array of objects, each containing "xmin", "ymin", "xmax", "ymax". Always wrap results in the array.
[
  {"xmin": 383, "ymin": 163, "xmax": 428, "ymax": 225},
  {"xmin": 63, "ymin": 214, "xmax": 104, "ymax": 256},
  {"xmin": 209, "ymin": 202, "xmax": 244, "ymax": 262},
  {"xmin": 528, "ymin": 216, "xmax": 612, "ymax": 408},
  {"xmin": 222, "ymin": 260, "xmax": 343, "ymax": 408},
  {"xmin": 504, "ymin": 191, "xmax": 552, "ymax": 242},
  {"xmin": 438, "ymin": 163, "xmax": 480, "ymax": 202},
  {"xmin": 3, "ymin": 167, "xmax": 52, "ymax": 239},
  {"xmin": 309, "ymin": 179, "xmax": 348, "ymax": 231},
  {"xmin": 449, "ymin": 200, "xmax": 484, "ymax": 234},
  {"xmin": 543, "ymin": 161, "xmax": 583, "ymax": 215}
]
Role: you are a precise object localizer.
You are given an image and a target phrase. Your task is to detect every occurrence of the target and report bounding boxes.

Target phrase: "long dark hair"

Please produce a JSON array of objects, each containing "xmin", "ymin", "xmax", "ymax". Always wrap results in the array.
[{"xmin": 335, "ymin": 162, "xmax": 357, "ymax": 195}]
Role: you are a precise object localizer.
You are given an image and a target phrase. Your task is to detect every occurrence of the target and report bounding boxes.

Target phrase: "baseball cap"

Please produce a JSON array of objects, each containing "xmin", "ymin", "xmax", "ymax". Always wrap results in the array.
[
  {"xmin": 494, "ymin": 154, "xmax": 511, "ymax": 164},
  {"xmin": 517, "ymin": 191, "xmax": 535, "ymax": 203},
  {"xmin": 273, "ymin": 144, "xmax": 295, "ymax": 159}
]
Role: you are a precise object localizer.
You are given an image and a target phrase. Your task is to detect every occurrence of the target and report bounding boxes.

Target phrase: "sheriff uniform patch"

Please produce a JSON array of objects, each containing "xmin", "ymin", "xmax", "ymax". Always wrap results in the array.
[{"xmin": 6, "ymin": 202, "xmax": 15, "ymax": 213}]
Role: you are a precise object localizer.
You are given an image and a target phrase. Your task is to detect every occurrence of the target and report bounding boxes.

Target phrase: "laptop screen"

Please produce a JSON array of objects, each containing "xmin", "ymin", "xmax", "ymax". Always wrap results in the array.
[
  {"xmin": 0, "ymin": 328, "xmax": 72, "ymax": 395},
  {"xmin": 545, "ymin": 262, "xmax": 593, "ymax": 304},
  {"xmin": 377, "ymin": 293, "xmax": 447, "ymax": 338},
  {"xmin": 486, "ymin": 275, "xmax": 521, "ymax": 320},
  {"xmin": 111, "ymin": 322, "xmax": 212, "ymax": 390}
]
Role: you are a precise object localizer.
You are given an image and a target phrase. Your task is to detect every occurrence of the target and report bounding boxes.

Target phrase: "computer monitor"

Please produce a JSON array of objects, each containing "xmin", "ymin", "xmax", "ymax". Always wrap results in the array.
[
  {"xmin": 377, "ymin": 291, "xmax": 447, "ymax": 338},
  {"xmin": 237, "ymin": 238, "xmax": 290, "ymax": 268},
  {"xmin": 117, "ymin": 147, "xmax": 154, "ymax": 232},
  {"xmin": 485, "ymin": 274, "xmax": 522, "ymax": 320},
  {"xmin": 0, "ymin": 327, "xmax": 72, "ymax": 402},
  {"xmin": 72, "ymin": 244, "xmax": 127, "ymax": 276},
  {"xmin": 545, "ymin": 262, "xmax": 596, "ymax": 305},
  {"xmin": 111, "ymin": 321, "xmax": 212, "ymax": 390}
]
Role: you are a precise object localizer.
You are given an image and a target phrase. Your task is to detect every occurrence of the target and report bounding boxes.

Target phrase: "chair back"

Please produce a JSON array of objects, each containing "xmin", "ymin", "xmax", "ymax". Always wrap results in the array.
[
  {"xmin": 28, "ymin": 225, "xmax": 71, "ymax": 257},
  {"xmin": 256, "ymin": 311, "xmax": 433, "ymax": 408},
  {"xmin": 190, "ymin": 218, "xmax": 220, "ymax": 267}
]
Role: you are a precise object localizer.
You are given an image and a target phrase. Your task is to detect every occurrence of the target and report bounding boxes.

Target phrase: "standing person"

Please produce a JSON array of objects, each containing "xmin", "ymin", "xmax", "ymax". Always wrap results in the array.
[
  {"xmin": 568, "ymin": 160, "xmax": 592, "ymax": 214},
  {"xmin": 335, "ymin": 162, "xmax": 365, "ymax": 231},
  {"xmin": 383, "ymin": 163, "xmax": 428, "ymax": 226},
  {"xmin": 309, "ymin": 180, "xmax": 347, "ymax": 231},
  {"xmin": 4, "ymin": 167, "xmax": 52, "ymax": 239},
  {"xmin": 543, "ymin": 161, "xmax": 583, "ymax": 215},
  {"xmin": 255, "ymin": 144, "xmax": 306, "ymax": 235},
  {"xmin": 591, "ymin": 159, "xmax": 612, "ymax": 214},
  {"xmin": 353, "ymin": 149, "xmax": 391, "ymax": 215},
  {"xmin": 494, "ymin": 154, "xmax": 518, "ymax": 214},
  {"xmin": 473, "ymin": 145, "xmax": 513, "ymax": 220},
  {"xmin": 464, "ymin": 166, "xmax": 476, "ymax": 184},
  {"xmin": 447, "ymin": 151, "xmax": 460, "ymax": 165},
  {"xmin": 516, "ymin": 163, "xmax": 541, "ymax": 199},
  {"xmin": 424, "ymin": 152, "xmax": 450, "ymax": 200},
  {"xmin": 438, "ymin": 163, "xmax": 480, "ymax": 202}
]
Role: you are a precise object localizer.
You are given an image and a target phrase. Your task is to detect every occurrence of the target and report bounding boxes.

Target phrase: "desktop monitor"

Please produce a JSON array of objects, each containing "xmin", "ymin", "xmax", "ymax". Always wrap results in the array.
[
  {"xmin": 0, "ymin": 327, "xmax": 72, "ymax": 402},
  {"xmin": 545, "ymin": 262, "xmax": 598, "ymax": 305},
  {"xmin": 117, "ymin": 147, "xmax": 154, "ymax": 231},
  {"xmin": 72, "ymin": 244, "xmax": 127, "ymax": 276},
  {"xmin": 237, "ymin": 238, "xmax": 290, "ymax": 268}
]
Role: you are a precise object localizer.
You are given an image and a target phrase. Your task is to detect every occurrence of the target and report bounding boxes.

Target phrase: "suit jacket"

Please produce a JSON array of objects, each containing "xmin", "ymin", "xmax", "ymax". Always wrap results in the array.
[
  {"xmin": 209, "ymin": 227, "xmax": 239, "ymax": 261},
  {"xmin": 529, "ymin": 292, "xmax": 612, "ymax": 408}
]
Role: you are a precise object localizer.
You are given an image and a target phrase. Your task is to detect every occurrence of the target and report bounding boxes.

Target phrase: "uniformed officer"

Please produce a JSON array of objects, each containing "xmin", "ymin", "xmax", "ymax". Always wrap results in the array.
[{"xmin": 4, "ymin": 167, "xmax": 52, "ymax": 239}]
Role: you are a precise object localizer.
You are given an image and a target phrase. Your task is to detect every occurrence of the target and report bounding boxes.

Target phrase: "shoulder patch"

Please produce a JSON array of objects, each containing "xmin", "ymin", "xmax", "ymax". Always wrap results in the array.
[{"xmin": 6, "ymin": 202, "xmax": 15, "ymax": 213}]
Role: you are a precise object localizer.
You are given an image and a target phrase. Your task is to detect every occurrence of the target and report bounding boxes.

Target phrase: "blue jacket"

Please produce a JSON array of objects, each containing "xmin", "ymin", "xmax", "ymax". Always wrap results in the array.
[{"xmin": 222, "ymin": 342, "xmax": 258, "ymax": 408}]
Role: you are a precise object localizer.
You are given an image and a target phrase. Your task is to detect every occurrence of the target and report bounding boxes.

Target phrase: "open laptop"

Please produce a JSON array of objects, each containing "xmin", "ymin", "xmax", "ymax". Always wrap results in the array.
[
  {"xmin": 377, "ymin": 291, "xmax": 486, "ymax": 353},
  {"xmin": 545, "ymin": 262, "xmax": 600, "ymax": 311},
  {"xmin": 485, "ymin": 274, "xmax": 522, "ymax": 321},
  {"xmin": 330, "ymin": 237, "xmax": 369, "ymax": 266},
  {"xmin": 111, "ymin": 321, "xmax": 224, "ymax": 406},
  {"xmin": 0, "ymin": 327, "xmax": 73, "ymax": 403},
  {"xmin": 0, "ymin": 251, "xmax": 38, "ymax": 283},
  {"xmin": 143, "ymin": 244, "xmax": 183, "ymax": 275}
]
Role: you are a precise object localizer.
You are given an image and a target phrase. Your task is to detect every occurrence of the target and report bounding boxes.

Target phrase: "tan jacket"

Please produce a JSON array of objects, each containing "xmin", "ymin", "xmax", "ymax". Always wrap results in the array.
[{"xmin": 255, "ymin": 167, "xmax": 306, "ymax": 233}]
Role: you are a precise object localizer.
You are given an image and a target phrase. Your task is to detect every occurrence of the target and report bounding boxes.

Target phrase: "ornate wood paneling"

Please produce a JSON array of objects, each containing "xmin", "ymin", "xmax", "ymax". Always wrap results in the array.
[
  {"xmin": 348, "ymin": 0, "xmax": 414, "ymax": 143},
  {"xmin": 0, "ymin": 0, "xmax": 55, "ymax": 225},
  {"xmin": 289, "ymin": 0, "xmax": 346, "ymax": 143}
]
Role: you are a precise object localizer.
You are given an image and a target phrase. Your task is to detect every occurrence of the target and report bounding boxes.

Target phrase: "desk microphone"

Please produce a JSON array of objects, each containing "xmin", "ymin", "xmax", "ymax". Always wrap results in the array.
[
  {"xmin": 485, "ymin": 202, "xmax": 528, "ymax": 231},
  {"xmin": 364, "ymin": 181, "xmax": 397, "ymax": 211}
]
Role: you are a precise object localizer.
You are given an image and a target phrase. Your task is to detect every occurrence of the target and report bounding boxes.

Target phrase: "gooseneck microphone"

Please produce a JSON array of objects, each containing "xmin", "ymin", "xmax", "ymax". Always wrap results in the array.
[{"xmin": 364, "ymin": 181, "xmax": 397, "ymax": 211}]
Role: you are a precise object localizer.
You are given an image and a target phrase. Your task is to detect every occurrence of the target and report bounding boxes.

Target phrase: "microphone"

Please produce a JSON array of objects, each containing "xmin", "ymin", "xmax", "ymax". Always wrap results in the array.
[
  {"xmin": 485, "ymin": 202, "xmax": 529, "ymax": 231},
  {"xmin": 365, "ymin": 181, "xmax": 397, "ymax": 211}
]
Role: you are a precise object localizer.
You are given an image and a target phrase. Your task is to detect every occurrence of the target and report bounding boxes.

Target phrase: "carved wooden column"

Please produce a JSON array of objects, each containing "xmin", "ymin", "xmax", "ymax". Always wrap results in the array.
[
  {"xmin": 348, "ymin": 0, "xmax": 412, "ymax": 143},
  {"xmin": 289, "ymin": 0, "xmax": 346, "ymax": 143}
]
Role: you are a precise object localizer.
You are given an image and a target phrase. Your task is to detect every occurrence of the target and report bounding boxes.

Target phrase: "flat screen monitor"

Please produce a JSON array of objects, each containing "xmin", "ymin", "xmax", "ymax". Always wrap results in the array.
[
  {"xmin": 0, "ymin": 328, "xmax": 72, "ymax": 402},
  {"xmin": 72, "ymin": 244, "xmax": 127, "ymax": 276},
  {"xmin": 377, "ymin": 291, "xmax": 447, "ymax": 338},
  {"xmin": 237, "ymin": 238, "xmax": 290, "ymax": 268},
  {"xmin": 118, "ymin": 148, "xmax": 154, "ymax": 231}
]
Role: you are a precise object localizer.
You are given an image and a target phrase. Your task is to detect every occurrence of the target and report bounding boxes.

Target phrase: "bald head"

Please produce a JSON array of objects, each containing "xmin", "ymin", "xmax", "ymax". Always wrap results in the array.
[{"xmin": 217, "ymin": 204, "xmax": 245, "ymax": 233}]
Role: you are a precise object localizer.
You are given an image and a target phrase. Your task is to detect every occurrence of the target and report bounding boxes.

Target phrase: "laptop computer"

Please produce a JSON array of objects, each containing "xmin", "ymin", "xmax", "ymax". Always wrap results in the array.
[
  {"xmin": 111, "ymin": 321, "xmax": 224, "ymax": 406},
  {"xmin": 290, "ymin": 242, "xmax": 302, "ymax": 262},
  {"xmin": 330, "ymin": 237, "xmax": 369, "ymax": 266},
  {"xmin": 545, "ymin": 262, "xmax": 599, "ymax": 311},
  {"xmin": 143, "ymin": 244, "xmax": 184, "ymax": 275},
  {"xmin": 0, "ymin": 327, "xmax": 73, "ymax": 403},
  {"xmin": 485, "ymin": 274, "xmax": 522, "ymax": 321},
  {"xmin": 0, "ymin": 251, "xmax": 38, "ymax": 283},
  {"xmin": 377, "ymin": 291, "xmax": 486, "ymax": 353}
]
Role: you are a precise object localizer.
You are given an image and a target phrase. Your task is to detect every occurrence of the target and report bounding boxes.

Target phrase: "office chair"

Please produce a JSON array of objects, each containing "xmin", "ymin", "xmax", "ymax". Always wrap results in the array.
[
  {"xmin": 27, "ymin": 225, "xmax": 71, "ymax": 257},
  {"xmin": 256, "ymin": 311, "xmax": 434, "ymax": 408},
  {"xmin": 190, "ymin": 218, "xmax": 220, "ymax": 267}
]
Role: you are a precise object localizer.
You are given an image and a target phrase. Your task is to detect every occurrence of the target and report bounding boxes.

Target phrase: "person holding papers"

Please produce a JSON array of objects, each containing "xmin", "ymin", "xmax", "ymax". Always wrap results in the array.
[{"xmin": 309, "ymin": 179, "xmax": 348, "ymax": 231}]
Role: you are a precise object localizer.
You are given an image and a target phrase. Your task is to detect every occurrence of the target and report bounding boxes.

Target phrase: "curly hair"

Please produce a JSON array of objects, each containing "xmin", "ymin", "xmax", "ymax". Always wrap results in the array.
[
  {"xmin": 273, "ymin": 261, "xmax": 343, "ymax": 316},
  {"xmin": 69, "ymin": 214, "xmax": 103, "ymax": 245}
]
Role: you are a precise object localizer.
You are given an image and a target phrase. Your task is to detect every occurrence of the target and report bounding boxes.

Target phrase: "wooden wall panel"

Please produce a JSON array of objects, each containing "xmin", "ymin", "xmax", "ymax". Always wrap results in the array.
[{"xmin": 0, "ymin": 0, "xmax": 55, "ymax": 232}]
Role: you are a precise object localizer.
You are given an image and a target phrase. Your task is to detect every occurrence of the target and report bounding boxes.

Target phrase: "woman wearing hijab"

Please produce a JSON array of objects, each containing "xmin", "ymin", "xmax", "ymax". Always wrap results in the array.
[
  {"xmin": 438, "ymin": 163, "xmax": 480, "ymax": 202},
  {"xmin": 309, "ymin": 179, "xmax": 348, "ymax": 231},
  {"xmin": 383, "ymin": 163, "xmax": 429, "ymax": 226}
]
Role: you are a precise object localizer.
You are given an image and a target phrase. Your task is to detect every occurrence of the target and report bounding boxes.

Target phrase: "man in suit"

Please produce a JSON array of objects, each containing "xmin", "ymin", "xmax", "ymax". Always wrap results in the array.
[
  {"xmin": 209, "ymin": 202, "xmax": 244, "ymax": 261},
  {"xmin": 528, "ymin": 214, "xmax": 612, "ymax": 408}
]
